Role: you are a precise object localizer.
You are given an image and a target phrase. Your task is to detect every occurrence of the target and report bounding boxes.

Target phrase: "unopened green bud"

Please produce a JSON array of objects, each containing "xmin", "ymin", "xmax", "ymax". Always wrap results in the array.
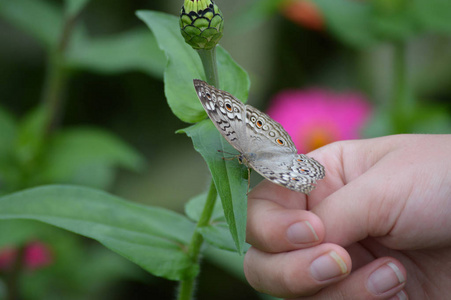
[{"xmin": 180, "ymin": 0, "xmax": 224, "ymax": 50}]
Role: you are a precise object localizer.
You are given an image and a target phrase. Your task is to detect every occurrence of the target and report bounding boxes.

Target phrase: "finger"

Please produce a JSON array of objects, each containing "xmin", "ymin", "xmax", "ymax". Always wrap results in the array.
[
  {"xmin": 295, "ymin": 258, "xmax": 407, "ymax": 300},
  {"xmin": 243, "ymin": 243, "xmax": 351, "ymax": 298},
  {"xmin": 245, "ymin": 138, "xmax": 387, "ymax": 252},
  {"xmin": 306, "ymin": 137, "xmax": 401, "ymax": 207},
  {"xmin": 247, "ymin": 181, "xmax": 325, "ymax": 252},
  {"xmin": 311, "ymin": 137, "xmax": 451, "ymax": 250},
  {"xmin": 311, "ymin": 166, "xmax": 407, "ymax": 247},
  {"xmin": 249, "ymin": 179, "xmax": 308, "ymax": 210},
  {"xmin": 306, "ymin": 137, "xmax": 414, "ymax": 247}
]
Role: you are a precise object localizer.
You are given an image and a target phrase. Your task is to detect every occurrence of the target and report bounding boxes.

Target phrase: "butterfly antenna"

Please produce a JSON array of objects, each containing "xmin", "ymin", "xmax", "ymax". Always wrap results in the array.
[{"xmin": 217, "ymin": 149, "xmax": 236, "ymax": 155}]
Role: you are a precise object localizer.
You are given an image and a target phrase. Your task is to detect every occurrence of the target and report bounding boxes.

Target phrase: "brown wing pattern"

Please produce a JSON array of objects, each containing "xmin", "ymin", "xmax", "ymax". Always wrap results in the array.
[
  {"xmin": 244, "ymin": 105, "xmax": 297, "ymax": 153},
  {"xmin": 193, "ymin": 79, "xmax": 325, "ymax": 194},
  {"xmin": 193, "ymin": 79, "xmax": 246, "ymax": 152},
  {"xmin": 249, "ymin": 154, "xmax": 325, "ymax": 194}
]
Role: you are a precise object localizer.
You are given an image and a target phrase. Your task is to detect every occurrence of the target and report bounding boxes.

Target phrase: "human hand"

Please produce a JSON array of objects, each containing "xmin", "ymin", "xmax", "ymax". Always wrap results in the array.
[{"xmin": 244, "ymin": 134, "xmax": 451, "ymax": 299}]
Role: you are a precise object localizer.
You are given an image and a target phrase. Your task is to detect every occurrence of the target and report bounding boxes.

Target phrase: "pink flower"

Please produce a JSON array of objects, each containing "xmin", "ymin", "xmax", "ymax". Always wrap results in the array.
[
  {"xmin": 0, "ymin": 246, "xmax": 16, "ymax": 270},
  {"xmin": 24, "ymin": 241, "xmax": 53, "ymax": 270},
  {"xmin": 266, "ymin": 88, "xmax": 372, "ymax": 153},
  {"xmin": 0, "ymin": 241, "xmax": 53, "ymax": 271}
]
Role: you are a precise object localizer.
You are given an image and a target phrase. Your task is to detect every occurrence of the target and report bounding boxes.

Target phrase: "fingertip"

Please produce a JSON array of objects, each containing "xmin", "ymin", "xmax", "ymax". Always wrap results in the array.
[
  {"xmin": 286, "ymin": 220, "xmax": 319, "ymax": 244},
  {"xmin": 391, "ymin": 289, "xmax": 408, "ymax": 300},
  {"xmin": 247, "ymin": 179, "xmax": 328, "ymax": 252},
  {"xmin": 309, "ymin": 246, "xmax": 352, "ymax": 282},
  {"xmin": 246, "ymin": 202, "xmax": 325, "ymax": 252},
  {"xmin": 305, "ymin": 257, "xmax": 407, "ymax": 300},
  {"xmin": 366, "ymin": 259, "xmax": 407, "ymax": 297},
  {"xmin": 244, "ymin": 243, "xmax": 352, "ymax": 298},
  {"xmin": 249, "ymin": 179, "xmax": 307, "ymax": 209}
]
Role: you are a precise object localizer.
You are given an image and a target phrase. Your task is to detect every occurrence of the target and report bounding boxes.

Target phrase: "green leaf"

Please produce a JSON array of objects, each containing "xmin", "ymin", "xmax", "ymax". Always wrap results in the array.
[
  {"xmin": 409, "ymin": 103, "xmax": 451, "ymax": 133},
  {"xmin": 15, "ymin": 106, "xmax": 47, "ymax": 166},
  {"xmin": 205, "ymin": 249, "xmax": 279, "ymax": 300},
  {"xmin": 204, "ymin": 247, "xmax": 247, "ymax": 281},
  {"xmin": 38, "ymin": 127, "xmax": 145, "ymax": 188},
  {"xmin": 136, "ymin": 10, "xmax": 250, "ymax": 123},
  {"xmin": 313, "ymin": 0, "xmax": 378, "ymax": 47},
  {"xmin": 370, "ymin": 13, "xmax": 416, "ymax": 42},
  {"xmin": 314, "ymin": 0, "xmax": 451, "ymax": 47},
  {"xmin": 185, "ymin": 193, "xmax": 237, "ymax": 251},
  {"xmin": 413, "ymin": 0, "xmax": 451, "ymax": 34},
  {"xmin": 21, "ymin": 240, "xmax": 141, "ymax": 299},
  {"xmin": 198, "ymin": 225, "xmax": 237, "ymax": 252},
  {"xmin": 0, "ymin": 0, "xmax": 62, "ymax": 49},
  {"xmin": 0, "ymin": 185, "xmax": 197, "ymax": 280},
  {"xmin": 0, "ymin": 107, "xmax": 19, "ymax": 193},
  {"xmin": 229, "ymin": 0, "xmax": 284, "ymax": 33},
  {"xmin": 185, "ymin": 192, "xmax": 224, "ymax": 223},
  {"xmin": 180, "ymin": 120, "xmax": 248, "ymax": 254},
  {"xmin": 361, "ymin": 108, "xmax": 394, "ymax": 138},
  {"xmin": 0, "ymin": 106, "xmax": 16, "ymax": 159},
  {"xmin": 64, "ymin": 0, "xmax": 90, "ymax": 17},
  {"xmin": 66, "ymin": 29, "xmax": 166, "ymax": 79},
  {"xmin": 0, "ymin": 219, "xmax": 51, "ymax": 246},
  {"xmin": 369, "ymin": 0, "xmax": 417, "ymax": 41},
  {"xmin": 0, "ymin": 1, "xmax": 166, "ymax": 78},
  {"xmin": 216, "ymin": 46, "xmax": 250, "ymax": 102}
]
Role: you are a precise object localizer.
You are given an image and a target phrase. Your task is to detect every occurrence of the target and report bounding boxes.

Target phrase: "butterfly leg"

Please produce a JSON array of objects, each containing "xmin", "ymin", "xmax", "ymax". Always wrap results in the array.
[
  {"xmin": 246, "ymin": 167, "xmax": 251, "ymax": 195},
  {"xmin": 217, "ymin": 149, "xmax": 237, "ymax": 160}
]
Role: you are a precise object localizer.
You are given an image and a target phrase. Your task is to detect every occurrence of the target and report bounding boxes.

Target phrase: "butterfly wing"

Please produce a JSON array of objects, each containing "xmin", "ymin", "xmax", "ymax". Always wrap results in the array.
[
  {"xmin": 194, "ymin": 80, "xmax": 325, "ymax": 194},
  {"xmin": 250, "ymin": 153, "xmax": 325, "ymax": 194},
  {"xmin": 244, "ymin": 104, "xmax": 297, "ymax": 154},
  {"xmin": 243, "ymin": 105, "xmax": 325, "ymax": 194},
  {"xmin": 194, "ymin": 79, "xmax": 247, "ymax": 153}
]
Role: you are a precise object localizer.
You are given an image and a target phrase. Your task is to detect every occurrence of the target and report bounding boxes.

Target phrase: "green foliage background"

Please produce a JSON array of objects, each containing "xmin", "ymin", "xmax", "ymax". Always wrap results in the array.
[{"xmin": 0, "ymin": 0, "xmax": 450, "ymax": 299}]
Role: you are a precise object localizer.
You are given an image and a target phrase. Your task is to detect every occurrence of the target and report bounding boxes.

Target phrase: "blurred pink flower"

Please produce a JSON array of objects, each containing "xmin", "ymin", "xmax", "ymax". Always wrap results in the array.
[
  {"xmin": 0, "ymin": 247, "xmax": 15, "ymax": 270},
  {"xmin": 266, "ymin": 88, "xmax": 372, "ymax": 153},
  {"xmin": 24, "ymin": 241, "xmax": 53, "ymax": 270},
  {"xmin": 0, "ymin": 241, "xmax": 53, "ymax": 271}
]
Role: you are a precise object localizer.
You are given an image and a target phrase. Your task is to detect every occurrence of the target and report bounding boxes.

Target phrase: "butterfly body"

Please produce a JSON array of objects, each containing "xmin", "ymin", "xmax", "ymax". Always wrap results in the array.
[{"xmin": 194, "ymin": 79, "xmax": 325, "ymax": 194}]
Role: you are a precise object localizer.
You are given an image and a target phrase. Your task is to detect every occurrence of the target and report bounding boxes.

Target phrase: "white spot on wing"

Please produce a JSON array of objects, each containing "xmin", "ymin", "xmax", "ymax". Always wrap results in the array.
[{"xmin": 206, "ymin": 101, "xmax": 214, "ymax": 110}]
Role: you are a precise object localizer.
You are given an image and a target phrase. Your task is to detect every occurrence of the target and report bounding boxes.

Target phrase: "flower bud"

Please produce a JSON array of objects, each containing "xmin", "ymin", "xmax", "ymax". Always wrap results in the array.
[{"xmin": 180, "ymin": 0, "xmax": 224, "ymax": 50}]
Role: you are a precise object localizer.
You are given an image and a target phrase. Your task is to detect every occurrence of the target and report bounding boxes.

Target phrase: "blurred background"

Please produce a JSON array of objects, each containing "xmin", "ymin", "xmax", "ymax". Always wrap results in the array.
[{"xmin": 0, "ymin": 0, "xmax": 450, "ymax": 299}]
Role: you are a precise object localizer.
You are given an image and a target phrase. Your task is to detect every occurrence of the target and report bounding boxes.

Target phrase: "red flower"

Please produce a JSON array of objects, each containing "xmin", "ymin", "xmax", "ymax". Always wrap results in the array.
[
  {"xmin": 266, "ymin": 88, "xmax": 372, "ymax": 153},
  {"xmin": 0, "ymin": 241, "xmax": 53, "ymax": 271},
  {"xmin": 24, "ymin": 241, "xmax": 53, "ymax": 270},
  {"xmin": 280, "ymin": 0, "xmax": 324, "ymax": 31},
  {"xmin": 0, "ymin": 246, "xmax": 16, "ymax": 270}
]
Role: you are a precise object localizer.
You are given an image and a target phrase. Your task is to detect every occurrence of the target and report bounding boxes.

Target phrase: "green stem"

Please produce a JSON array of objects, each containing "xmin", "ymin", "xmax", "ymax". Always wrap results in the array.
[
  {"xmin": 41, "ymin": 13, "xmax": 79, "ymax": 135},
  {"xmin": 41, "ymin": 52, "xmax": 67, "ymax": 134},
  {"xmin": 391, "ymin": 41, "xmax": 412, "ymax": 134},
  {"xmin": 177, "ymin": 46, "xmax": 220, "ymax": 300},
  {"xmin": 197, "ymin": 48, "xmax": 219, "ymax": 88},
  {"xmin": 177, "ymin": 182, "xmax": 217, "ymax": 300}
]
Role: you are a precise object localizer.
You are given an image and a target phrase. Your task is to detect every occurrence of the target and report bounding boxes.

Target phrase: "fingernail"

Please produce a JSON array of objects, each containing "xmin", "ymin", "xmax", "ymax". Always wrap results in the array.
[
  {"xmin": 286, "ymin": 221, "xmax": 319, "ymax": 244},
  {"xmin": 389, "ymin": 290, "xmax": 407, "ymax": 300},
  {"xmin": 367, "ymin": 263, "xmax": 405, "ymax": 295},
  {"xmin": 310, "ymin": 251, "xmax": 348, "ymax": 281}
]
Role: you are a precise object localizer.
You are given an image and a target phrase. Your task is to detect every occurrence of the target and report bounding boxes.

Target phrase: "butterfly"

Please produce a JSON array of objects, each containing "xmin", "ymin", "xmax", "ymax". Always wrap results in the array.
[{"xmin": 194, "ymin": 79, "xmax": 325, "ymax": 194}]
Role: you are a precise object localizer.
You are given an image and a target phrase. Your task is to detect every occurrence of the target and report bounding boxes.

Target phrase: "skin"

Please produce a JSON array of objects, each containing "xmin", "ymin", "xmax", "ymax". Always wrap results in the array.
[{"xmin": 244, "ymin": 134, "xmax": 451, "ymax": 299}]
